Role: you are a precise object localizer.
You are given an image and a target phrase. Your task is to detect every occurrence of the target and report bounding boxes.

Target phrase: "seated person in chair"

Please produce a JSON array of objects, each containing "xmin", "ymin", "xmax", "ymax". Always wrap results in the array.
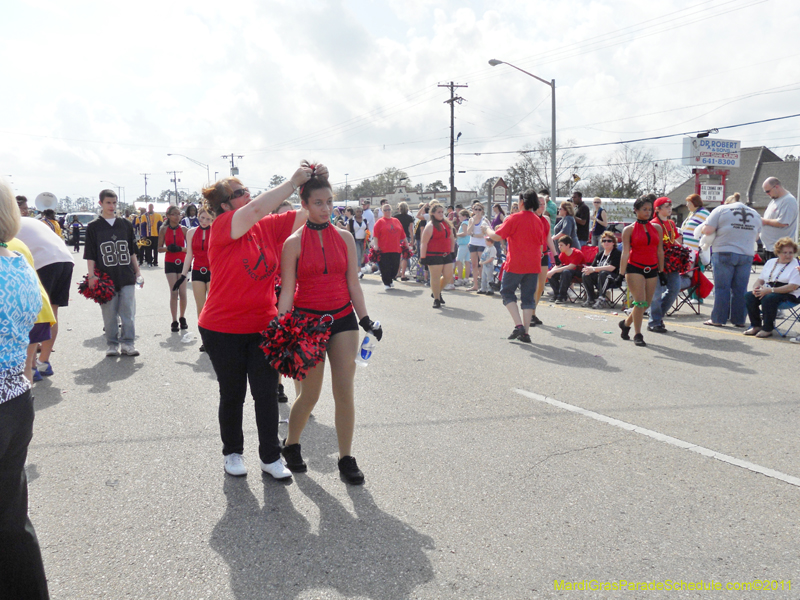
[
  {"xmin": 581, "ymin": 230, "xmax": 621, "ymax": 308},
  {"xmin": 547, "ymin": 238, "xmax": 585, "ymax": 304},
  {"xmin": 744, "ymin": 237, "xmax": 800, "ymax": 338}
]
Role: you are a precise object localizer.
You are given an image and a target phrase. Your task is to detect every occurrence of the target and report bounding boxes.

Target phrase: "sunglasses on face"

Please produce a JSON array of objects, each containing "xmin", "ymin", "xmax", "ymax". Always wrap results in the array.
[
  {"xmin": 601, "ymin": 239, "xmax": 614, "ymax": 243},
  {"xmin": 229, "ymin": 188, "xmax": 249, "ymax": 200}
]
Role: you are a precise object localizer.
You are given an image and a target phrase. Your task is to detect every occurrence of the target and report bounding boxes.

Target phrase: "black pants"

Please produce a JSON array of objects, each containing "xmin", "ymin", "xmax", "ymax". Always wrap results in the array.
[
  {"xmin": 378, "ymin": 252, "xmax": 401, "ymax": 287},
  {"xmin": 582, "ymin": 271, "xmax": 615, "ymax": 302},
  {"xmin": 145, "ymin": 236, "xmax": 159, "ymax": 266},
  {"xmin": 0, "ymin": 391, "xmax": 50, "ymax": 600},
  {"xmin": 199, "ymin": 327, "xmax": 281, "ymax": 464},
  {"xmin": 550, "ymin": 270, "xmax": 576, "ymax": 299}
]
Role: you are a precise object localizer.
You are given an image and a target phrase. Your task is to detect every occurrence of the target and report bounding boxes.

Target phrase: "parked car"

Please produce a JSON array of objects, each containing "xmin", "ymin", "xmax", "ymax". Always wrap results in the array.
[
  {"xmin": 63, "ymin": 212, "xmax": 97, "ymax": 244},
  {"xmin": 605, "ymin": 220, "xmax": 635, "ymax": 244}
]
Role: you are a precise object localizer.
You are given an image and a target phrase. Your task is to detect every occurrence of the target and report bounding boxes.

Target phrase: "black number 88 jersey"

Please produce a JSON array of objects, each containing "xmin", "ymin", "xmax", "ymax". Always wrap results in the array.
[{"xmin": 84, "ymin": 217, "xmax": 137, "ymax": 290}]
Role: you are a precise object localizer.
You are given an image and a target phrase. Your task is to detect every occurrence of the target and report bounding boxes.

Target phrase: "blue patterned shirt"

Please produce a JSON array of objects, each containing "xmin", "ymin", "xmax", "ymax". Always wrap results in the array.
[{"xmin": 0, "ymin": 253, "xmax": 42, "ymax": 403}]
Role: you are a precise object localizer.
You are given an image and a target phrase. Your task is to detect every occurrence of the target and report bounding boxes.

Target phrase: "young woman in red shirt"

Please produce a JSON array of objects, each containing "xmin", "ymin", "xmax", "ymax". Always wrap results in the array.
[
  {"xmin": 158, "ymin": 205, "xmax": 189, "ymax": 332},
  {"xmin": 277, "ymin": 165, "xmax": 382, "ymax": 485},
  {"xmin": 198, "ymin": 164, "xmax": 316, "ymax": 480},
  {"xmin": 619, "ymin": 195, "xmax": 664, "ymax": 347},
  {"xmin": 175, "ymin": 207, "xmax": 214, "ymax": 350},
  {"xmin": 420, "ymin": 201, "xmax": 456, "ymax": 308}
]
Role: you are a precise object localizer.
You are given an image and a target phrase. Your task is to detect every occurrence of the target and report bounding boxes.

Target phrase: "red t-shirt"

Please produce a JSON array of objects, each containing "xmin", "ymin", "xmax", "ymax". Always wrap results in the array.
[
  {"xmin": 558, "ymin": 248, "xmax": 585, "ymax": 269},
  {"xmin": 199, "ymin": 210, "xmax": 296, "ymax": 334},
  {"xmin": 494, "ymin": 210, "xmax": 544, "ymax": 274},
  {"xmin": 373, "ymin": 217, "xmax": 405, "ymax": 253}
]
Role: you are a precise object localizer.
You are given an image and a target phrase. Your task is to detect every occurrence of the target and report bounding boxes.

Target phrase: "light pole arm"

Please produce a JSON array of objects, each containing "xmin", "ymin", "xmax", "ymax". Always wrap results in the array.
[
  {"xmin": 495, "ymin": 61, "xmax": 552, "ymax": 89},
  {"xmin": 167, "ymin": 154, "xmax": 211, "ymax": 184}
]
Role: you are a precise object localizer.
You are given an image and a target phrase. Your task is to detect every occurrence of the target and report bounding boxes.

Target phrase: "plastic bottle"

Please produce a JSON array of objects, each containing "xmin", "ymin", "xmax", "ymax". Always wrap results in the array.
[
  {"xmin": 354, "ymin": 320, "xmax": 380, "ymax": 367},
  {"xmin": 135, "ymin": 275, "xmax": 144, "ymax": 289}
]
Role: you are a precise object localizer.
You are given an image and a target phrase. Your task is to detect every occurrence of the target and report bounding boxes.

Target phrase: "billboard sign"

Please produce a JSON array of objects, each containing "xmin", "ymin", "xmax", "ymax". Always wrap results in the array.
[
  {"xmin": 700, "ymin": 184, "xmax": 725, "ymax": 203},
  {"xmin": 683, "ymin": 137, "xmax": 741, "ymax": 168}
]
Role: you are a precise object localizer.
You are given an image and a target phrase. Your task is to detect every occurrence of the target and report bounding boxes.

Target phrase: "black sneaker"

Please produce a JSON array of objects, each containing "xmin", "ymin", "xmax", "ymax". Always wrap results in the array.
[
  {"xmin": 179, "ymin": 317, "xmax": 188, "ymax": 330},
  {"xmin": 508, "ymin": 325, "xmax": 525, "ymax": 340},
  {"xmin": 433, "ymin": 299, "xmax": 442, "ymax": 309},
  {"xmin": 530, "ymin": 314, "xmax": 543, "ymax": 326},
  {"xmin": 618, "ymin": 320, "xmax": 631, "ymax": 341},
  {"xmin": 199, "ymin": 344, "xmax": 206, "ymax": 352},
  {"xmin": 518, "ymin": 332, "xmax": 531, "ymax": 343},
  {"xmin": 281, "ymin": 440, "xmax": 307, "ymax": 473},
  {"xmin": 647, "ymin": 324, "xmax": 668, "ymax": 333},
  {"xmin": 431, "ymin": 292, "xmax": 446, "ymax": 304},
  {"xmin": 338, "ymin": 455, "xmax": 364, "ymax": 485},
  {"xmin": 634, "ymin": 333, "xmax": 647, "ymax": 347},
  {"xmin": 277, "ymin": 383, "xmax": 288, "ymax": 403},
  {"xmin": 171, "ymin": 321, "xmax": 179, "ymax": 332}
]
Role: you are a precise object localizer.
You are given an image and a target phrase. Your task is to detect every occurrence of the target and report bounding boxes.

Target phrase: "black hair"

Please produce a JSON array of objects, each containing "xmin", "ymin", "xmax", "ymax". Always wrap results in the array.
[
  {"xmin": 99, "ymin": 189, "xmax": 117, "ymax": 201},
  {"xmin": 538, "ymin": 188, "xmax": 549, "ymax": 196},
  {"xmin": 299, "ymin": 160, "xmax": 331, "ymax": 202},
  {"xmin": 558, "ymin": 237, "xmax": 573, "ymax": 247},
  {"xmin": 572, "ymin": 191, "xmax": 582, "ymax": 199},
  {"xmin": 16, "ymin": 195, "xmax": 28, "ymax": 205},
  {"xmin": 633, "ymin": 194, "xmax": 654, "ymax": 211},
  {"xmin": 520, "ymin": 189, "xmax": 539, "ymax": 211}
]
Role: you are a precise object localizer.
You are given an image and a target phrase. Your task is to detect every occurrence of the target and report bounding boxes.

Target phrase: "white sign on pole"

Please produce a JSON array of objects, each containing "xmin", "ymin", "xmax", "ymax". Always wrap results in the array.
[
  {"xmin": 700, "ymin": 184, "xmax": 725, "ymax": 203},
  {"xmin": 682, "ymin": 137, "xmax": 741, "ymax": 168}
]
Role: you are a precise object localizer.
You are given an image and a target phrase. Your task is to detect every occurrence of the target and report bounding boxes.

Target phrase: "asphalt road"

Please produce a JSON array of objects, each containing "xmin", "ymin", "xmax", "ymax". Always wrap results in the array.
[{"xmin": 27, "ymin": 261, "xmax": 800, "ymax": 599}]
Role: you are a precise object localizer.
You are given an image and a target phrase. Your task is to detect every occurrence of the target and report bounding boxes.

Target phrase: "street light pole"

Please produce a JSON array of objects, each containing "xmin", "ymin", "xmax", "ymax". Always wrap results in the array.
[
  {"xmin": 345, "ymin": 173, "xmax": 349, "ymax": 201},
  {"xmin": 167, "ymin": 153, "xmax": 211, "ymax": 185},
  {"xmin": 100, "ymin": 180, "xmax": 123, "ymax": 203},
  {"xmin": 489, "ymin": 59, "xmax": 556, "ymax": 200}
]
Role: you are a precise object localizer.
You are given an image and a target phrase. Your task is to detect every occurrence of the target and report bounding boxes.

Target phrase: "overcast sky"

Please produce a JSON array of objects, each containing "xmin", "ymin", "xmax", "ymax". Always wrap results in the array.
[{"xmin": 2, "ymin": 0, "xmax": 798, "ymax": 203}]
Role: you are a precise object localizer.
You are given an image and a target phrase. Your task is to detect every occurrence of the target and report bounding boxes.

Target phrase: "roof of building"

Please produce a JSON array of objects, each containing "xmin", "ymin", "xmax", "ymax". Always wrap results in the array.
[{"xmin": 667, "ymin": 147, "xmax": 799, "ymax": 210}]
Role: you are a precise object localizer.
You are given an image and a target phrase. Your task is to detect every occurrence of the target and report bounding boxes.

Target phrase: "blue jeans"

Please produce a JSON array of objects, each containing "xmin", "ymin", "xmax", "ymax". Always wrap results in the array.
[
  {"xmin": 500, "ymin": 271, "xmax": 537, "ymax": 309},
  {"xmin": 745, "ymin": 292, "xmax": 800, "ymax": 331},
  {"xmin": 711, "ymin": 252, "xmax": 752, "ymax": 325},
  {"xmin": 648, "ymin": 271, "xmax": 681, "ymax": 327},
  {"xmin": 100, "ymin": 284, "xmax": 136, "ymax": 346}
]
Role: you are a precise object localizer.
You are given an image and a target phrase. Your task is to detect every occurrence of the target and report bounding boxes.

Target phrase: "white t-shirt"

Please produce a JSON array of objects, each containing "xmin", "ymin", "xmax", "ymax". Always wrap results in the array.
[
  {"xmin": 761, "ymin": 193, "xmax": 799, "ymax": 249},
  {"xmin": 760, "ymin": 258, "xmax": 800, "ymax": 298},
  {"xmin": 15, "ymin": 217, "xmax": 75, "ymax": 269},
  {"xmin": 705, "ymin": 202, "xmax": 762, "ymax": 255},
  {"xmin": 362, "ymin": 207, "xmax": 376, "ymax": 232}
]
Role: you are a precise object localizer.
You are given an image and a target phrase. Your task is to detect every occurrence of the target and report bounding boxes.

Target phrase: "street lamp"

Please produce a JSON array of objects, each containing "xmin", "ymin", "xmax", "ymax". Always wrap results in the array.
[
  {"xmin": 100, "ymin": 180, "xmax": 125, "ymax": 203},
  {"xmin": 167, "ymin": 153, "xmax": 211, "ymax": 185},
  {"xmin": 488, "ymin": 59, "xmax": 556, "ymax": 200}
]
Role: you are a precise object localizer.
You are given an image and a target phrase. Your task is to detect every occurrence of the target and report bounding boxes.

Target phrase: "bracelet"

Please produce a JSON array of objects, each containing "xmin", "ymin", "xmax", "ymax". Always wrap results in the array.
[{"xmin": 290, "ymin": 181, "xmax": 298, "ymax": 192}]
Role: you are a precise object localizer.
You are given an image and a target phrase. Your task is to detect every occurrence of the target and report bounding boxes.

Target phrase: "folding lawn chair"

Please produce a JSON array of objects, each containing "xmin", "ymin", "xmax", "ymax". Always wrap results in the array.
[{"xmin": 774, "ymin": 300, "xmax": 800, "ymax": 338}]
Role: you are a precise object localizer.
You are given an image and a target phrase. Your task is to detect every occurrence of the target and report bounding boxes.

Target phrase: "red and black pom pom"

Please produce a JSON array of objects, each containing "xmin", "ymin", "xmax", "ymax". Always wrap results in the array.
[
  {"xmin": 400, "ymin": 240, "xmax": 413, "ymax": 260},
  {"xmin": 367, "ymin": 246, "xmax": 382, "ymax": 264},
  {"xmin": 77, "ymin": 270, "xmax": 116, "ymax": 305},
  {"xmin": 260, "ymin": 309, "xmax": 332, "ymax": 380}
]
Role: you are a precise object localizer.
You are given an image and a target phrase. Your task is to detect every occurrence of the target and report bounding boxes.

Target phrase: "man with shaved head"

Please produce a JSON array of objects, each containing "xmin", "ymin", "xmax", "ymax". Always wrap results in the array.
[{"xmin": 760, "ymin": 177, "xmax": 798, "ymax": 260}]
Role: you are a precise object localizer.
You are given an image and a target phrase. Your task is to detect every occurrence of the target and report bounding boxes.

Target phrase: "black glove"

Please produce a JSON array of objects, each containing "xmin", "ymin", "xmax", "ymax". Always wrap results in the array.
[
  {"xmin": 658, "ymin": 272, "xmax": 668, "ymax": 286},
  {"xmin": 167, "ymin": 244, "xmax": 182, "ymax": 253},
  {"xmin": 359, "ymin": 316, "xmax": 383, "ymax": 341},
  {"xmin": 172, "ymin": 275, "xmax": 186, "ymax": 291}
]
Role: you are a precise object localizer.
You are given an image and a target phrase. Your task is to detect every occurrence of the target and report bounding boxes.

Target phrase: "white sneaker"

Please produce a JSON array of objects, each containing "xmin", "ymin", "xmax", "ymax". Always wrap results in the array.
[
  {"xmin": 444, "ymin": 283, "xmax": 455, "ymax": 290},
  {"xmin": 106, "ymin": 345, "xmax": 120, "ymax": 357},
  {"xmin": 120, "ymin": 344, "xmax": 140, "ymax": 356},
  {"xmin": 384, "ymin": 285, "xmax": 392, "ymax": 291},
  {"xmin": 224, "ymin": 453, "xmax": 247, "ymax": 476},
  {"xmin": 791, "ymin": 337, "xmax": 800, "ymax": 344},
  {"xmin": 260, "ymin": 458, "xmax": 292, "ymax": 480}
]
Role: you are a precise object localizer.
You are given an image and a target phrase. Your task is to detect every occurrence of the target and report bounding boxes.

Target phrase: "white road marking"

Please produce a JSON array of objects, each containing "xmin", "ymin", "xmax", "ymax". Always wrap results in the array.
[{"xmin": 514, "ymin": 389, "xmax": 800, "ymax": 488}]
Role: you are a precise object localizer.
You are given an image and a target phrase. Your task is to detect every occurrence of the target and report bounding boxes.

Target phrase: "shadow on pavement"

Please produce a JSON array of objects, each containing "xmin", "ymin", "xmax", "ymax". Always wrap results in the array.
[
  {"xmin": 434, "ymin": 306, "xmax": 485, "ymax": 320},
  {"xmin": 541, "ymin": 326, "xmax": 616, "ymax": 348},
  {"xmin": 82, "ymin": 334, "xmax": 109, "ymax": 350},
  {"xmin": 648, "ymin": 343, "xmax": 757, "ymax": 373},
  {"xmin": 517, "ymin": 342, "xmax": 623, "ymax": 373},
  {"xmin": 210, "ymin": 474, "xmax": 435, "ymax": 600},
  {"xmin": 32, "ymin": 378, "xmax": 64, "ymax": 411},
  {"xmin": 73, "ymin": 357, "xmax": 143, "ymax": 393},
  {"xmin": 669, "ymin": 331, "xmax": 770, "ymax": 355}
]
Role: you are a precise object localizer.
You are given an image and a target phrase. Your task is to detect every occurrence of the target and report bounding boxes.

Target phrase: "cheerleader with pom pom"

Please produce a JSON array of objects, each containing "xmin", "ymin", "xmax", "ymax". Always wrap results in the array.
[{"xmin": 277, "ymin": 162, "xmax": 382, "ymax": 485}]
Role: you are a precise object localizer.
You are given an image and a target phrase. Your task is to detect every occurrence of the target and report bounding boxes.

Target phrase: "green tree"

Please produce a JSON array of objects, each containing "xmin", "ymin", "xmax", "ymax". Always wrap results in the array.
[
  {"xmin": 425, "ymin": 180, "xmax": 446, "ymax": 192},
  {"xmin": 269, "ymin": 174, "xmax": 286, "ymax": 188},
  {"xmin": 353, "ymin": 167, "xmax": 411, "ymax": 198}
]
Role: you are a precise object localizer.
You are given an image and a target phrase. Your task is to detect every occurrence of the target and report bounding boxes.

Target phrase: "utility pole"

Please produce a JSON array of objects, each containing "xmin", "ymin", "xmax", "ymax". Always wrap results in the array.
[
  {"xmin": 140, "ymin": 173, "xmax": 151, "ymax": 202},
  {"xmin": 438, "ymin": 82, "xmax": 467, "ymax": 208},
  {"xmin": 345, "ymin": 173, "xmax": 349, "ymax": 201},
  {"xmin": 167, "ymin": 171, "xmax": 182, "ymax": 206},
  {"xmin": 221, "ymin": 153, "xmax": 244, "ymax": 176}
]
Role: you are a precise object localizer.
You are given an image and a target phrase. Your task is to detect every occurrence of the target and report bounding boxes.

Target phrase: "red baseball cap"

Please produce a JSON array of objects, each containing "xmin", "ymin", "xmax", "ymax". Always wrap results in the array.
[{"xmin": 654, "ymin": 197, "xmax": 671, "ymax": 208}]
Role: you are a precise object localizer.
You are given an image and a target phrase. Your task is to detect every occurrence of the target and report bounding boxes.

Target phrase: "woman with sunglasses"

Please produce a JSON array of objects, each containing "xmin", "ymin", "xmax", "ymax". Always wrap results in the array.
[
  {"xmin": 582, "ymin": 231, "xmax": 621, "ymax": 308},
  {"xmin": 158, "ymin": 205, "xmax": 189, "ymax": 332},
  {"xmin": 420, "ymin": 201, "xmax": 456, "ymax": 308},
  {"xmin": 198, "ymin": 164, "xmax": 317, "ymax": 480},
  {"xmin": 466, "ymin": 203, "xmax": 490, "ymax": 291},
  {"xmin": 278, "ymin": 164, "xmax": 381, "ymax": 484},
  {"xmin": 618, "ymin": 195, "xmax": 664, "ymax": 347}
]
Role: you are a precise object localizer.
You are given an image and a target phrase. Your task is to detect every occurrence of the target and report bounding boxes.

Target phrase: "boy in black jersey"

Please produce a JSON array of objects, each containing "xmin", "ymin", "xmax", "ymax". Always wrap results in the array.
[{"xmin": 84, "ymin": 190, "xmax": 143, "ymax": 357}]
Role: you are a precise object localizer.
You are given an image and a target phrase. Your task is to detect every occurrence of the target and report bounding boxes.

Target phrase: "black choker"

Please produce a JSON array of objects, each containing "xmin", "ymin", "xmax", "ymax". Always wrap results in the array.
[
  {"xmin": 306, "ymin": 220, "xmax": 330, "ymax": 230},
  {"xmin": 636, "ymin": 219, "xmax": 650, "ymax": 224}
]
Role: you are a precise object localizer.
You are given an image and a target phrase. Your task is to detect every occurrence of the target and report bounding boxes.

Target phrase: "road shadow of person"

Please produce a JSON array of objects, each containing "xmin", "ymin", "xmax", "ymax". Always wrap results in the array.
[
  {"xmin": 540, "ymin": 326, "xmax": 616, "ymax": 348},
  {"xmin": 210, "ymin": 473, "xmax": 435, "ymax": 600},
  {"xmin": 435, "ymin": 306, "xmax": 485, "ymax": 320},
  {"xmin": 647, "ymin": 343, "xmax": 757, "ymax": 373},
  {"xmin": 82, "ymin": 334, "xmax": 110, "ymax": 350},
  {"xmin": 668, "ymin": 330, "xmax": 769, "ymax": 356},
  {"xmin": 516, "ymin": 341, "xmax": 622, "ymax": 373},
  {"xmin": 73, "ymin": 357, "xmax": 143, "ymax": 393},
  {"xmin": 32, "ymin": 378, "xmax": 64, "ymax": 411}
]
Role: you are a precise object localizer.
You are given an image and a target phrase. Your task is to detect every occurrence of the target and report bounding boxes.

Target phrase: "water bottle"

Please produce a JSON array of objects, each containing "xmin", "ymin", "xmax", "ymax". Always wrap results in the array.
[
  {"xmin": 355, "ymin": 321, "xmax": 380, "ymax": 367},
  {"xmin": 136, "ymin": 275, "xmax": 144, "ymax": 289}
]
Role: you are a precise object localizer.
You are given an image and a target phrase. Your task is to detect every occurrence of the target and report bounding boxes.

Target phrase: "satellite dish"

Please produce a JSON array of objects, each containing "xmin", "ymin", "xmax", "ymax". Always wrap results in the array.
[{"xmin": 35, "ymin": 192, "xmax": 59, "ymax": 212}]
